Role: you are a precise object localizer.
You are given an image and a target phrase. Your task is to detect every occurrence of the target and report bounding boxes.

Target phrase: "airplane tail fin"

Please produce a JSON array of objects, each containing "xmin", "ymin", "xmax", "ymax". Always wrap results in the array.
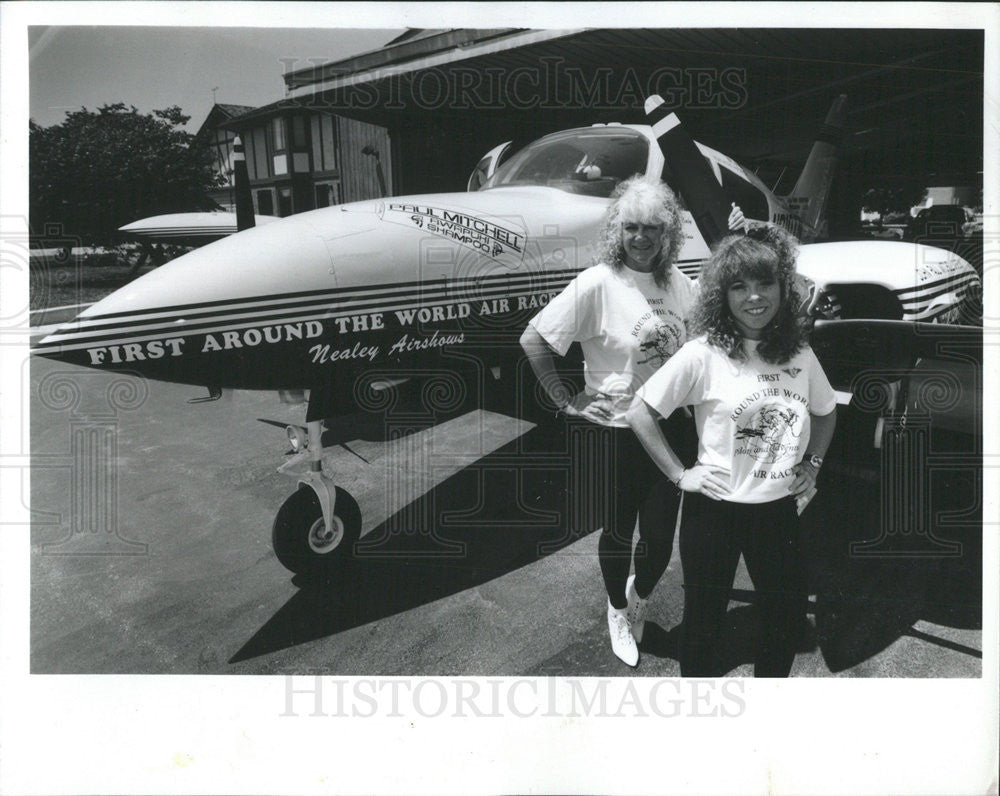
[{"xmin": 784, "ymin": 95, "xmax": 848, "ymax": 238}]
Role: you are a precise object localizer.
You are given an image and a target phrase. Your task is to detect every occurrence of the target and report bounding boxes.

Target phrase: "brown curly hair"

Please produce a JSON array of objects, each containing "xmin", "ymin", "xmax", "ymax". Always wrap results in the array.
[
  {"xmin": 594, "ymin": 175, "xmax": 685, "ymax": 289},
  {"xmin": 691, "ymin": 224, "xmax": 807, "ymax": 364}
]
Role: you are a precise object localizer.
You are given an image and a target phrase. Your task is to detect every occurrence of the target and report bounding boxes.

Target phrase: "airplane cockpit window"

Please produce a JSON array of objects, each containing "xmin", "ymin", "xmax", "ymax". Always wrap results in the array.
[{"xmin": 481, "ymin": 127, "xmax": 649, "ymax": 198}]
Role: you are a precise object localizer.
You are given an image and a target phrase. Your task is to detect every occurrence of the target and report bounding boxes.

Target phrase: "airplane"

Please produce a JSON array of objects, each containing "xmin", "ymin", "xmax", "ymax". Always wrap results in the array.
[
  {"xmin": 119, "ymin": 211, "xmax": 281, "ymax": 247},
  {"xmin": 117, "ymin": 138, "xmax": 278, "ymax": 267},
  {"xmin": 32, "ymin": 95, "xmax": 982, "ymax": 575},
  {"xmin": 117, "ymin": 211, "xmax": 281, "ymax": 268}
]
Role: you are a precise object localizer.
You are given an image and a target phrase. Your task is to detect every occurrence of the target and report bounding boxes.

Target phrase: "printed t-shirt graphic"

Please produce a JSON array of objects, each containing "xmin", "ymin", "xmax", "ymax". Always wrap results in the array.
[
  {"xmin": 530, "ymin": 263, "xmax": 696, "ymax": 427},
  {"xmin": 637, "ymin": 336, "xmax": 836, "ymax": 502}
]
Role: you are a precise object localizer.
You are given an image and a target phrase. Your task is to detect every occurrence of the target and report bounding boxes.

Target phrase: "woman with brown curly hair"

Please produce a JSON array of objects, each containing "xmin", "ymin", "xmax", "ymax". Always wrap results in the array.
[
  {"xmin": 520, "ymin": 175, "xmax": 745, "ymax": 666},
  {"xmin": 627, "ymin": 225, "xmax": 837, "ymax": 677}
]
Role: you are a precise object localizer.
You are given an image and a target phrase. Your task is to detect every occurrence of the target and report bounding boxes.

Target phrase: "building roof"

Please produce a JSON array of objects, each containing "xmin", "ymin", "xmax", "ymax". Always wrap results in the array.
[
  {"xmin": 215, "ymin": 103, "xmax": 256, "ymax": 119},
  {"xmin": 203, "ymin": 28, "xmax": 982, "ymax": 188},
  {"xmin": 274, "ymin": 27, "xmax": 983, "ymax": 179},
  {"xmin": 216, "ymin": 98, "xmax": 308, "ymax": 129},
  {"xmin": 195, "ymin": 103, "xmax": 258, "ymax": 138},
  {"xmin": 283, "ymin": 28, "xmax": 541, "ymax": 91}
]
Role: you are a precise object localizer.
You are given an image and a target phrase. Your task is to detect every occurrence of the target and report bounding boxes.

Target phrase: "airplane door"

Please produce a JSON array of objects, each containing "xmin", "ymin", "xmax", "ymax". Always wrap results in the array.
[{"xmin": 467, "ymin": 141, "xmax": 512, "ymax": 191}]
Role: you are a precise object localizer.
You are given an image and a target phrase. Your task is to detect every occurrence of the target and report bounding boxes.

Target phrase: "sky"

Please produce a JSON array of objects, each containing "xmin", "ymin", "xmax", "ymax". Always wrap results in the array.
[{"xmin": 29, "ymin": 26, "xmax": 404, "ymax": 130}]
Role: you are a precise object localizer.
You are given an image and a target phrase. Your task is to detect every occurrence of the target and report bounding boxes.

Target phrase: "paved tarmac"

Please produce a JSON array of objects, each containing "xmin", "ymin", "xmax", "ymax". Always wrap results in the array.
[{"xmin": 30, "ymin": 356, "xmax": 982, "ymax": 677}]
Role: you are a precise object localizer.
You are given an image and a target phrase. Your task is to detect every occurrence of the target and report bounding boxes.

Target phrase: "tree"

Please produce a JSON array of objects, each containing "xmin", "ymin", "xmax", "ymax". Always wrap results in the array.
[
  {"xmin": 30, "ymin": 103, "xmax": 223, "ymax": 246},
  {"xmin": 860, "ymin": 183, "xmax": 926, "ymax": 219}
]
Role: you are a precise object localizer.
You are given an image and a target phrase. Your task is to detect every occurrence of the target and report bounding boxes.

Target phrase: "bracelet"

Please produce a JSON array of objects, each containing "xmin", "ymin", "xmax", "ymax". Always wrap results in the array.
[{"xmin": 670, "ymin": 469, "xmax": 685, "ymax": 487}]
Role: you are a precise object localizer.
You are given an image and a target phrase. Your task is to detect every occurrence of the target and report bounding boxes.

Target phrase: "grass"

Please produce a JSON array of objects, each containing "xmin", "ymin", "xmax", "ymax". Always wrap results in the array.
[
  {"xmin": 29, "ymin": 266, "xmax": 143, "ymax": 311},
  {"xmin": 29, "ymin": 247, "xmax": 182, "ymax": 312},
  {"xmin": 31, "ymin": 264, "xmax": 146, "ymax": 311}
]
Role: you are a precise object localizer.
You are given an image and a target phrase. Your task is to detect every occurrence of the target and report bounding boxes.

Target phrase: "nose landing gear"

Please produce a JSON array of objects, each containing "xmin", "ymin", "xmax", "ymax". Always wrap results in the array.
[
  {"xmin": 270, "ymin": 417, "xmax": 362, "ymax": 576},
  {"xmin": 271, "ymin": 484, "xmax": 361, "ymax": 575}
]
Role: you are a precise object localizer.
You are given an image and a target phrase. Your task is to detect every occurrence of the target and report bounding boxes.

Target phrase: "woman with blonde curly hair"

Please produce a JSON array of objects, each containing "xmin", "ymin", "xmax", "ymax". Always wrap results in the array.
[
  {"xmin": 627, "ymin": 224, "xmax": 837, "ymax": 677},
  {"xmin": 520, "ymin": 174, "xmax": 745, "ymax": 666}
]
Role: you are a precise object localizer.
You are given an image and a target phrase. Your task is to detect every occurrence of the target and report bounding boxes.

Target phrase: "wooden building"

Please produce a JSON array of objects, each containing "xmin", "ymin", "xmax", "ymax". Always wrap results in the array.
[
  {"xmin": 197, "ymin": 100, "xmax": 393, "ymax": 218},
  {"xmin": 195, "ymin": 103, "xmax": 255, "ymax": 212}
]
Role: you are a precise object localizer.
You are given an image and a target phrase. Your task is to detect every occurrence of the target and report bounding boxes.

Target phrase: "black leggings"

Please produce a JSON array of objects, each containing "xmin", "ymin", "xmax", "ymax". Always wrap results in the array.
[
  {"xmin": 566, "ymin": 414, "xmax": 691, "ymax": 609},
  {"xmin": 679, "ymin": 492, "xmax": 805, "ymax": 678}
]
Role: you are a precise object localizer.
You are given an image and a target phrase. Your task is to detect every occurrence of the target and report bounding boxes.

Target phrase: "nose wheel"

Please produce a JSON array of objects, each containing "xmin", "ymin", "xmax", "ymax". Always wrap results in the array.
[
  {"xmin": 271, "ymin": 485, "xmax": 361, "ymax": 575},
  {"xmin": 308, "ymin": 512, "xmax": 344, "ymax": 554}
]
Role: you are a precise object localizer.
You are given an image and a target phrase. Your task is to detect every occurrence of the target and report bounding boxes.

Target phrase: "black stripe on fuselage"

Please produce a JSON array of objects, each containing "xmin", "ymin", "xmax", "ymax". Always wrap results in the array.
[
  {"xmin": 33, "ymin": 270, "xmax": 583, "ymax": 351},
  {"xmin": 895, "ymin": 272, "xmax": 980, "ymax": 298},
  {"xmin": 75, "ymin": 268, "xmax": 580, "ymax": 323},
  {"xmin": 897, "ymin": 279, "xmax": 979, "ymax": 308}
]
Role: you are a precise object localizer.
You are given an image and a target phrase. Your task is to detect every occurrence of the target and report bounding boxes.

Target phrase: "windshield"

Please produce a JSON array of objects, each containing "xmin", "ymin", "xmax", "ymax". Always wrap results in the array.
[{"xmin": 481, "ymin": 127, "xmax": 650, "ymax": 198}]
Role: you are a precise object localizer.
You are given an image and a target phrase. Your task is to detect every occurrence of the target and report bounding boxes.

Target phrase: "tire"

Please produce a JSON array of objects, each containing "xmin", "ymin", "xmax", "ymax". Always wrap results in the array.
[{"xmin": 271, "ymin": 485, "xmax": 361, "ymax": 576}]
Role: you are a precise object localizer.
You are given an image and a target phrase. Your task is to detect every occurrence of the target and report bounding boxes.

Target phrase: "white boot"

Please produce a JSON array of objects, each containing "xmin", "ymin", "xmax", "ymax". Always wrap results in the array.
[
  {"xmin": 625, "ymin": 574, "xmax": 649, "ymax": 643},
  {"xmin": 607, "ymin": 600, "xmax": 638, "ymax": 667}
]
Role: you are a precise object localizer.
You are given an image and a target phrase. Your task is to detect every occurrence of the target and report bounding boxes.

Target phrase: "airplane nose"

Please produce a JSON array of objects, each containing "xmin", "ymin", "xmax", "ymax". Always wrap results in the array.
[{"xmin": 31, "ymin": 212, "xmax": 342, "ymax": 372}]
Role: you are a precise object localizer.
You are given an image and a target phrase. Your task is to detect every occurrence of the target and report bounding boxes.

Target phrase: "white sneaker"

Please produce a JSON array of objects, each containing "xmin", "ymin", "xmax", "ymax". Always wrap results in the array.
[
  {"xmin": 607, "ymin": 601, "xmax": 639, "ymax": 667},
  {"xmin": 625, "ymin": 574, "xmax": 648, "ymax": 643}
]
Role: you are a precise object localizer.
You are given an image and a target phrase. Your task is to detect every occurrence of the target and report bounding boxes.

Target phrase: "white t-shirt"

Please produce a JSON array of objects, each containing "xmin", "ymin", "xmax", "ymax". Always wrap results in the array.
[
  {"xmin": 637, "ymin": 336, "xmax": 837, "ymax": 503},
  {"xmin": 530, "ymin": 262, "xmax": 697, "ymax": 427}
]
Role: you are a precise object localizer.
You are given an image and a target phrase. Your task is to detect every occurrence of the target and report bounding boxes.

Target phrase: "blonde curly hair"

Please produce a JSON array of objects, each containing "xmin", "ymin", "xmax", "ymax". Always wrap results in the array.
[{"xmin": 594, "ymin": 175, "xmax": 685, "ymax": 289}]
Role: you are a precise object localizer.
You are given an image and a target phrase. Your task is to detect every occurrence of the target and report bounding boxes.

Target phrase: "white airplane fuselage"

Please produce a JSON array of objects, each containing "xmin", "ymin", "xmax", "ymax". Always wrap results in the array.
[
  {"xmin": 38, "ymin": 187, "xmax": 607, "ymax": 388},
  {"xmin": 34, "ymin": 123, "xmax": 981, "ymax": 393}
]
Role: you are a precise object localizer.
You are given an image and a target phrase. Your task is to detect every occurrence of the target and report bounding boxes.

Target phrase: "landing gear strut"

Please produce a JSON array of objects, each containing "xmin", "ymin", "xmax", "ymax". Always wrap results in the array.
[{"xmin": 271, "ymin": 417, "xmax": 361, "ymax": 576}]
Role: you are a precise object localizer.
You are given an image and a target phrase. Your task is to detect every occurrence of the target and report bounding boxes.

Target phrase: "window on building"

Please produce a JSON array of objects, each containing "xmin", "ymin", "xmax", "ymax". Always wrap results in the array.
[
  {"xmin": 291, "ymin": 116, "xmax": 307, "ymax": 148},
  {"xmin": 272, "ymin": 117, "xmax": 286, "ymax": 152},
  {"xmin": 309, "ymin": 114, "xmax": 339, "ymax": 174},
  {"xmin": 314, "ymin": 182, "xmax": 341, "ymax": 208},
  {"xmin": 242, "ymin": 133, "xmax": 256, "ymax": 181},
  {"xmin": 251, "ymin": 127, "xmax": 268, "ymax": 179},
  {"xmin": 215, "ymin": 131, "xmax": 232, "ymax": 184},
  {"xmin": 255, "ymin": 189, "xmax": 274, "ymax": 216},
  {"xmin": 277, "ymin": 186, "xmax": 293, "ymax": 217}
]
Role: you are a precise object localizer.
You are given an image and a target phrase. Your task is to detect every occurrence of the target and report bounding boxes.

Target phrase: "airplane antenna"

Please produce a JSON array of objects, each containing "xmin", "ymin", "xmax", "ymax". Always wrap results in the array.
[{"xmin": 771, "ymin": 166, "xmax": 787, "ymax": 193}]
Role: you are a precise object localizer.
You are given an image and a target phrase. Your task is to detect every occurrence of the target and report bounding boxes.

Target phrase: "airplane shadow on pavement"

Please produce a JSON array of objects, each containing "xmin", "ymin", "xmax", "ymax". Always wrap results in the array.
[
  {"xmin": 231, "ymin": 417, "xmax": 598, "ymax": 665},
  {"xmin": 639, "ymin": 426, "xmax": 983, "ymax": 678},
  {"xmin": 232, "ymin": 411, "xmax": 982, "ymax": 675},
  {"xmin": 805, "ymin": 467, "xmax": 982, "ymax": 675},
  {"xmin": 637, "ymin": 444, "xmax": 982, "ymax": 677}
]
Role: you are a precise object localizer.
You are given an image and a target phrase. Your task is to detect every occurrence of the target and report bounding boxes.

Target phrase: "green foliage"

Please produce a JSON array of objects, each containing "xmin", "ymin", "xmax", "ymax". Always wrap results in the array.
[{"xmin": 30, "ymin": 103, "xmax": 223, "ymax": 246}]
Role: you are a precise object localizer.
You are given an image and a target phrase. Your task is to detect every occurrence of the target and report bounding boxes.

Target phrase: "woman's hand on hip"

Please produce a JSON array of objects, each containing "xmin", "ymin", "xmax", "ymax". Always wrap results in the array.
[
  {"xmin": 562, "ymin": 395, "xmax": 615, "ymax": 424},
  {"xmin": 678, "ymin": 465, "xmax": 732, "ymax": 500},
  {"xmin": 790, "ymin": 460, "xmax": 819, "ymax": 496}
]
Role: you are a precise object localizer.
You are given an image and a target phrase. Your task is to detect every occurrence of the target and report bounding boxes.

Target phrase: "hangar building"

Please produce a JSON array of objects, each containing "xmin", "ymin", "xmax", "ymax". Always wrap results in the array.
[{"xmin": 204, "ymin": 28, "xmax": 984, "ymax": 236}]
